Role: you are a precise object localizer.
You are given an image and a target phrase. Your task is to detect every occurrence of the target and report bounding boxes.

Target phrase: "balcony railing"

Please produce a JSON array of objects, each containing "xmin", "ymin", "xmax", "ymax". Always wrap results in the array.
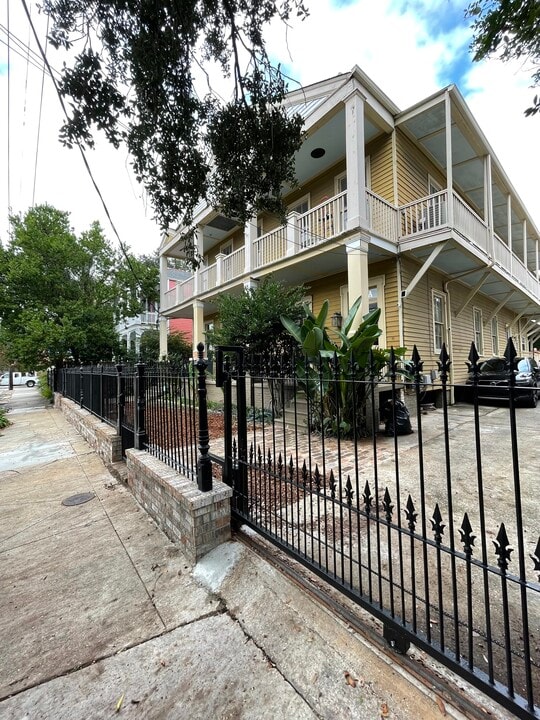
[
  {"xmin": 222, "ymin": 246, "xmax": 245, "ymax": 283},
  {"xmin": 367, "ymin": 190, "xmax": 398, "ymax": 242},
  {"xmin": 400, "ymin": 191, "xmax": 448, "ymax": 237},
  {"xmin": 161, "ymin": 188, "xmax": 539, "ymax": 312}
]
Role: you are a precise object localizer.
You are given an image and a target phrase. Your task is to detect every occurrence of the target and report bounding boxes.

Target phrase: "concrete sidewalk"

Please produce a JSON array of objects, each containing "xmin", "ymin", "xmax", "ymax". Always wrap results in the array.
[{"xmin": 0, "ymin": 389, "xmax": 510, "ymax": 719}]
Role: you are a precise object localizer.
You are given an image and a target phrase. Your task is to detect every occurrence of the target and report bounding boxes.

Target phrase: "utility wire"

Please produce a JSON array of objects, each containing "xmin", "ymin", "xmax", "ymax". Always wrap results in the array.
[
  {"xmin": 19, "ymin": 0, "xmax": 144, "ymax": 291},
  {"xmin": 6, "ymin": 1, "xmax": 11, "ymax": 226},
  {"xmin": 33, "ymin": 13, "xmax": 49, "ymax": 205},
  {"xmin": 0, "ymin": 24, "xmax": 58, "ymax": 75},
  {"xmin": 20, "ymin": 4, "xmax": 32, "ymax": 200}
]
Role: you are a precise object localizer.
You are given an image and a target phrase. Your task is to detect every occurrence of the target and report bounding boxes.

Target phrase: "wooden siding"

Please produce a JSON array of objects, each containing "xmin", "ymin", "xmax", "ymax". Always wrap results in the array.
[
  {"xmin": 395, "ymin": 130, "xmax": 446, "ymax": 206},
  {"xmin": 204, "ymin": 228, "xmax": 245, "ymax": 266},
  {"xmin": 366, "ymin": 135, "xmax": 394, "ymax": 203},
  {"xmin": 400, "ymin": 256, "xmax": 529, "ymax": 383},
  {"xmin": 369, "ymin": 259, "xmax": 400, "ymax": 348}
]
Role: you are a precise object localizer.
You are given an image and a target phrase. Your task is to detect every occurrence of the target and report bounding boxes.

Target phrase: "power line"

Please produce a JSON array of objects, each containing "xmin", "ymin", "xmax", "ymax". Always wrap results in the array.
[
  {"xmin": 33, "ymin": 13, "xmax": 49, "ymax": 205},
  {"xmin": 6, "ymin": 1, "xmax": 11, "ymax": 226},
  {"xmin": 0, "ymin": 24, "xmax": 59, "ymax": 76},
  {"xmin": 20, "ymin": 4, "xmax": 32, "ymax": 200},
  {"xmin": 19, "ymin": 0, "xmax": 144, "ymax": 291}
]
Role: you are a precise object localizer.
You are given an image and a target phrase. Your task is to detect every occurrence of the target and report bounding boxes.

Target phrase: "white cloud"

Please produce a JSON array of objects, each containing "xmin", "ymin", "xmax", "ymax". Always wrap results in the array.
[{"xmin": 464, "ymin": 58, "xmax": 540, "ymax": 228}]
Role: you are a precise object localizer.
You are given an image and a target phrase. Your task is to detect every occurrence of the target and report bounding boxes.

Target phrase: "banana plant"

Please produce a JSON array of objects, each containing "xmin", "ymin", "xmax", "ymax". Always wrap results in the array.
[{"xmin": 281, "ymin": 297, "xmax": 406, "ymax": 437}]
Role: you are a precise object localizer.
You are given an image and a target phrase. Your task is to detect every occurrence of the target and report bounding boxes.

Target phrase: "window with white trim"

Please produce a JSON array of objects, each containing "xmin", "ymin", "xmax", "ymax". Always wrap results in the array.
[
  {"xmin": 432, "ymin": 292, "xmax": 446, "ymax": 353},
  {"xmin": 368, "ymin": 276, "xmax": 386, "ymax": 347},
  {"xmin": 491, "ymin": 316, "xmax": 499, "ymax": 355},
  {"xmin": 473, "ymin": 307, "xmax": 483, "ymax": 355},
  {"xmin": 220, "ymin": 240, "xmax": 233, "ymax": 256}
]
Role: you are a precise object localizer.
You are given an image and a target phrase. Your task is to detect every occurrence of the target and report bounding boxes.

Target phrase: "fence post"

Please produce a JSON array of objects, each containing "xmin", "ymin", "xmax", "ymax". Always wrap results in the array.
[
  {"xmin": 195, "ymin": 342, "xmax": 212, "ymax": 491},
  {"xmin": 235, "ymin": 349, "xmax": 249, "ymax": 514},
  {"xmin": 79, "ymin": 363, "xmax": 84, "ymax": 408},
  {"xmin": 134, "ymin": 361, "xmax": 146, "ymax": 450},
  {"xmin": 221, "ymin": 354, "xmax": 233, "ymax": 488},
  {"xmin": 116, "ymin": 363, "xmax": 124, "ymax": 439},
  {"xmin": 99, "ymin": 363, "xmax": 104, "ymax": 420}
]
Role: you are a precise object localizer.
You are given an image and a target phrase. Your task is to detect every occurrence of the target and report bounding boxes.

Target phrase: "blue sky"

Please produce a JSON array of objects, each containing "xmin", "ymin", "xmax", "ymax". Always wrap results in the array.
[{"xmin": 1, "ymin": 0, "xmax": 539, "ymax": 252}]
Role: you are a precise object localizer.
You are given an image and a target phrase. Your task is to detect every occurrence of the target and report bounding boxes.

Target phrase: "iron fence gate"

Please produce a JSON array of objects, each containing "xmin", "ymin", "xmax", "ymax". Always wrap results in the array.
[{"xmin": 215, "ymin": 341, "xmax": 539, "ymax": 720}]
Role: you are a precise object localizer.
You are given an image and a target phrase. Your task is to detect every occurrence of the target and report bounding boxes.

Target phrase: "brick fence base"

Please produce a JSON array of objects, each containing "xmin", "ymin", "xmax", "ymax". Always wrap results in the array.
[
  {"xmin": 54, "ymin": 393, "xmax": 122, "ymax": 464},
  {"xmin": 54, "ymin": 392, "xmax": 232, "ymax": 563},
  {"xmin": 126, "ymin": 450, "xmax": 232, "ymax": 564}
]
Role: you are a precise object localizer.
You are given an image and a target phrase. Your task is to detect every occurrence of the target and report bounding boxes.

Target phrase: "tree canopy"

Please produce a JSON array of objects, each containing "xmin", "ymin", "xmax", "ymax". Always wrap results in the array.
[
  {"xmin": 0, "ymin": 204, "xmax": 157, "ymax": 368},
  {"xmin": 468, "ymin": 0, "xmax": 540, "ymax": 116},
  {"xmin": 207, "ymin": 277, "xmax": 307, "ymax": 357},
  {"xmin": 42, "ymin": 0, "xmax": 308, "ymax": 264}
]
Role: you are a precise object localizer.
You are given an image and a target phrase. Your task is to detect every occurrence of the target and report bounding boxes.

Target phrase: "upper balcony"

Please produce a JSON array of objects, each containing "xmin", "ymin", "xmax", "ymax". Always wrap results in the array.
[{"xmin": 162, "ymin": 187, "xmax": 540, "ymax": 314}]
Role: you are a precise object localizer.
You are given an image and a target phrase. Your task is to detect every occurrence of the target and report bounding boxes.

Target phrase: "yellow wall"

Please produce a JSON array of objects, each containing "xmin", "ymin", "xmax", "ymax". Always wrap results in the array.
[
  {"xmin": 395, "ymin": 130, "xmax": 446, "ymax": 206},
  {"xmin": 400, "ymin": 256, "xmax": 525, "ymax": 382},
  {"xmin": 367, "ymin": 134, "xmax": 394, "ymax": 202}
]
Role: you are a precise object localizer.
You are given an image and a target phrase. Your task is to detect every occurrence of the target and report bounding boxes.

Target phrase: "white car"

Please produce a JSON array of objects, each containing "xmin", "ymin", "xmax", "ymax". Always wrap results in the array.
[{"xmin": 0, "ymin": 371, "xmax": 37, "ymax": 387}]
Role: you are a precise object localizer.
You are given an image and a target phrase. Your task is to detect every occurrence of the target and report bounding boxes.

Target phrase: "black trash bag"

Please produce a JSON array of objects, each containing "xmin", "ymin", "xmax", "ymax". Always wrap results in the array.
[{"xmin": 381, "ymin": 399, "xmax": 413, "ymax": 437}]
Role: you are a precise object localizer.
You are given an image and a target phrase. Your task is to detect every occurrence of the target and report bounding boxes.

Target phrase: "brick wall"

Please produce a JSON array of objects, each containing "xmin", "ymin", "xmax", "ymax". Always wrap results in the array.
[
  {"xmin": 126, "ymin": 449, "xmax": 232, "ymax": 563},
  {"xmin": 54, "ymin": 394, "xmax": 122, "ymax": 464},
  {"xmin": 54, "ymin": 393, "xmax": 233, "ymax": 563}
]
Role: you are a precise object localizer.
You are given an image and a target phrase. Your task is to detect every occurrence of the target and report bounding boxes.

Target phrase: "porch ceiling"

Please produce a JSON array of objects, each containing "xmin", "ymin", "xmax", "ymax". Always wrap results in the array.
[
  {"xmin": 292, "ymin": 107, "xmax": 382, "ymax": 187},
  {"xmin": 406, "ymin": 241, "xmax": 540, "ymax": 319},
  {"xmin": 397, "ymin": 93, "xmax": 539, "ymax": 263}
]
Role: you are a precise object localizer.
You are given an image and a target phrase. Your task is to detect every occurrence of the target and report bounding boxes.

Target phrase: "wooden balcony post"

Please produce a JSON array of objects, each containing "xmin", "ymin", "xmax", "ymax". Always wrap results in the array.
[
  {"xmin": 244, "ymin": 217, "xmax": 257, "ymax": 273},
  {"xmin": 346, "ymin": 236, "xmax": 369, "ymax": 329},
  {"xmin": 193, "ymin": 225, "xmax": 204, "ymax": 296},
  {"xmin": 286, "ymin": 211, "xmax": 299, "ymax": 256},
  {"xmin": 216, "ymin": 253, "xmax": 225, "ymax": 286},
  {"xmin": 344, "ymin": 90, "xmax": 367, "ymax": 231}
]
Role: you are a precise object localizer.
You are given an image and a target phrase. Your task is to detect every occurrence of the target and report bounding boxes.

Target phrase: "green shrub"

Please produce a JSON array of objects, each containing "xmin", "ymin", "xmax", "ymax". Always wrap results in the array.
[
  {"xmin": 0, "ymin": 407, "xmax": 11, "ymax": 429},
  {"xmin": 38, "ymin": 373, "xmax": 53, "ymax": 402}
]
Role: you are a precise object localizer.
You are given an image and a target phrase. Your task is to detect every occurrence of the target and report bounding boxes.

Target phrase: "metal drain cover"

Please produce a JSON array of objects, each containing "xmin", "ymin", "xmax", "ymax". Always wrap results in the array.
[{"xmin": 62, "ymin": 492, "xmax": 95, "ymax": 507}]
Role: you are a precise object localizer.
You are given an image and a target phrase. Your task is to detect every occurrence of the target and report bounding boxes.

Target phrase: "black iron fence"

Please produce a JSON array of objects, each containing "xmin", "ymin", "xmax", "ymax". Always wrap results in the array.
[
  {"xmin": 214, "ymin": 339, "xmax": 539, "ymax": 720},
  {"xmin": 51, "ymin": 344, "xmax": 211, "ymax": 486},
  {"xmin": 50, "ymin": 338, "xmax": 539, "ymax": 718}
]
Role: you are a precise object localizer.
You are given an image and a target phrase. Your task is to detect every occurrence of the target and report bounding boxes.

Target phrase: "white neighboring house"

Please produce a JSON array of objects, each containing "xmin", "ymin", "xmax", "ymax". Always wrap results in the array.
[
  {"xmin": 117, "ymin": 300, "xmax": 159, "ymax": 355},
  {"xmin": 117, "ymin": 268, "xmax": 192, "ymax": 354}
]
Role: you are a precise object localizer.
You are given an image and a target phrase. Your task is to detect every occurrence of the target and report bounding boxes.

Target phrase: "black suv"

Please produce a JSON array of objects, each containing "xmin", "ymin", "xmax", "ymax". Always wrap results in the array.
[{"xmin": 466, "ymin": 357, "xmax": 539, "ymax": 407}]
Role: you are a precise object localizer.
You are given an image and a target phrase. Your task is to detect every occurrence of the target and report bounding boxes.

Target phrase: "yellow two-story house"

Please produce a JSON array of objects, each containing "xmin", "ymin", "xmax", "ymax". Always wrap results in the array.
[{"xmin": 158, "ymin": 66, "xmax": 540, "ymax": 387}]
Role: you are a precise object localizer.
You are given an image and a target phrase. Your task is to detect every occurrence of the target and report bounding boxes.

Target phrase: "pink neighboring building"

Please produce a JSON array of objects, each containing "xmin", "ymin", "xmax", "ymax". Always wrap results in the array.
[{"xmin": 167, "ymin": 274, "xmax": 193, "ymax": 342}]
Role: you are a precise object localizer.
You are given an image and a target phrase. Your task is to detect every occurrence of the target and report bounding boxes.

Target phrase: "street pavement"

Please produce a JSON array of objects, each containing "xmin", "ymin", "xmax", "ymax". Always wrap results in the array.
[{"xmin": 0, "ymin": 386, "xmax": 513, "ymax": 719}]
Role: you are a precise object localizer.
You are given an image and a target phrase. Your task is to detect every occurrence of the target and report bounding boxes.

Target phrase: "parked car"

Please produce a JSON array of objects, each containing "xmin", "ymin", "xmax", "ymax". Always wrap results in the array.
[
  {"xmin": 0, "ymin": 371, "xmax": 37, "ymax": 388},
  {"xmin": 465, "ymin": 357, "xmax": 539, "ymax": 407}
]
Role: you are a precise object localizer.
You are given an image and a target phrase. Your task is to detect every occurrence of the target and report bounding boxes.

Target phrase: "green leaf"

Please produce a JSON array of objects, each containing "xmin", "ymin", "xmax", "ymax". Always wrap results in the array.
[
  {"xmin": 342, "ymin": 296, "xmax": 363, "ymax": 335},
  {"xmin": 315, "ymin": 299, "xmax": 329, "ymax": 329},
  {"xmin": 303, "ymin": 326, "xmax": 324, "ymax": 356}
]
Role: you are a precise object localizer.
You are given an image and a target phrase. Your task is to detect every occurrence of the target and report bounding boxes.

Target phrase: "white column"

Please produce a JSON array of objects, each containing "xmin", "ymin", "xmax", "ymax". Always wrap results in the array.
[
  {"xmin": 445, "ymin": 92, "xmax": 454, "ymax": 227},
  {"xmin": 159, "ymin": 316, "xmax": 168, "ymax": 359},
  {"xmin": 345, "ymin": 90, "xmax": 367, "ymax": 231},
  {"xmin": 158, "ymin": 254, "xmax": 169, "ymax": 359},
  {"xmin": 346, "ymin": 236, "xmax": 370, "ymax": 331},
  {"xmin": 484, "ymin": 154, "xmax": 494, "ymax": 256},
  {"xmin": 192, "ymin": 301, "xmax": 205, "ymax": 356},
  {"xmin": 159, "ymin": 254, "xmax": 168, "ymax": 310},
  {"xmin": 215, "ymin": 253, "xmax": 225, "ymax": 286},
  {"xmin": 523, "ymin": 220, "xmax": 527, "ymax": 267},
  {"xmin": 507, "ymin": 195, "xmax": 513, "ymax": 275},
  {"xmin": 286, "ymin": 212, "xmax": 299, "ymax": 256},
  {"xmin": 193, "ymin": 225, "xmax": 204, "ymax": 296},
  {"xmin": 244, "ymin": 217, "xmax": 257, "ymax": 273},
  {"xmin": 536, "ymin": 238, "xmax": 539, "ymax": 278}
]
